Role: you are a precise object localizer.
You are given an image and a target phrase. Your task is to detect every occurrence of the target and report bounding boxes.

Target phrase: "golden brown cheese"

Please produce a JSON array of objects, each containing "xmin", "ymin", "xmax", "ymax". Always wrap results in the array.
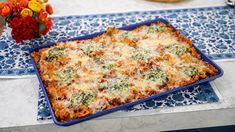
[{"xmin": 31, "ymin": 22, "xmax": 218, "ymax": 122}]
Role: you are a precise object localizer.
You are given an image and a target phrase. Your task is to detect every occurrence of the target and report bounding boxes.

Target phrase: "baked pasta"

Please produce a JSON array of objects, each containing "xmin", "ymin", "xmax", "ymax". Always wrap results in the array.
[{"xmin": 31, "ymin": 22, "xmax": 218, "ymax": 122}]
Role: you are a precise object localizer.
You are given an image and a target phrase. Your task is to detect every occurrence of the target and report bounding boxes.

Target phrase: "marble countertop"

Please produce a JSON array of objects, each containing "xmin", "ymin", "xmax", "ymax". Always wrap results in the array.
[{"xmin": 1, "ymin": 0, "xmax": 235, "ymax": 131}]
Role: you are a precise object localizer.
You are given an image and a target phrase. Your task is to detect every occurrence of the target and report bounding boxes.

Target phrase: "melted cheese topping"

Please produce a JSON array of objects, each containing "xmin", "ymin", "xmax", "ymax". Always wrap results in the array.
[{"xmin": 31, "ymin": 22, "xmax": 218, "ymax": 122}]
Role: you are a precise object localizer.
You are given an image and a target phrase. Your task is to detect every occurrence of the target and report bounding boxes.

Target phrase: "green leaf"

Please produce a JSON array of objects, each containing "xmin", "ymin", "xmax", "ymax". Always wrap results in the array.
[
  {"xmin": 32, "ymin": 12, "xmax": 37, "ymax": 18},
  {"xmin": 38, "ymin": 21, "xmax": 46, "ymax": 33},
  {"xmin": 5, "ymin": 12, "xmax": 14, "ymax": 22}
]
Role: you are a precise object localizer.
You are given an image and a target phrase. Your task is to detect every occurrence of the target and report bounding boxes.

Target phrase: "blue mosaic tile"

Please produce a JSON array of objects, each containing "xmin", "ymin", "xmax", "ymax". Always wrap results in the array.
[
  {"xmin": 125, "ymin": 83, "xmax": 218, "ymax": 111},
  {"xmin": 0, "ymin": 6, "xmax": 235, "ymax": 76},
  {"xmin": 37, "ymin": 83, "xmax": 219, "ymax": 120}
]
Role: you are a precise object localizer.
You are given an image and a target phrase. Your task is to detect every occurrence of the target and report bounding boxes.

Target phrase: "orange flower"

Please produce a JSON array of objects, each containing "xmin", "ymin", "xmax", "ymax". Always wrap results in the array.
[
  {"xmin": 0, "ymin": 2, "xmax": 12, "ymax": 17},
  {"xmin": 0, "ymin": 2, "xmax": 4, "ymax": 10},
  {"xmin": 38, "ymin": 10, "xmax": 48, "ymax": 21},
  {"xmin": 8, "ymin": 0, "xmax": 28, "ymax": 11},
  {"xmin": 46, "ymin": 4, "xmax": 53, "ymax": 15}
]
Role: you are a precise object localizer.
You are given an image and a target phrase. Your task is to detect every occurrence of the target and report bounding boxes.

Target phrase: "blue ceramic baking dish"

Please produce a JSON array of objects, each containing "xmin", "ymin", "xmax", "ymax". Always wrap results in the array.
[{"xmin": 30, "ymin": 18, "xmax": 224, "ymax": 126}]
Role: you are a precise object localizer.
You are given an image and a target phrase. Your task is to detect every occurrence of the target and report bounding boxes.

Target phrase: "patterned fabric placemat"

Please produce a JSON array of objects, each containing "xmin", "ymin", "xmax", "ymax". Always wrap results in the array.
[
  {"xmin": 36, "ymin": 6, "xmax": 234, "ymax": 119},
  {"xmin": 37, "ymin": 83, "xmax": 219, "ymax": 120},
  {"xmin": 0, "ymin": 6, "xmax": 234, "ymax": 77}
]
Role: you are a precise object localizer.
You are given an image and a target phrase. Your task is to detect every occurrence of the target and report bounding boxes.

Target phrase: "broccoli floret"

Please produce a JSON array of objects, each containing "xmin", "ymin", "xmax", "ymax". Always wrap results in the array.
[
  {"xmin": 112, "ymin": 79, "xmax": 129, "ymax": 91},
  {"xmin": 70, "ymin": 93, "xmax": 84, "ymax": 105},
  {"xmin": 81, "ymin": 43, "xmax": 100, "ymax": 56},
  {"xmin": 82, "ymin": 93, "xmax": 95, "ymax": 105},
  {"xmin": 46, "ymin": 47, "xmax": 66, "ymax": 62},
  {"xmin": 184, "ymin": 65, "xmax": 199, "ymax": 77},
  {"xmin": 102, "ymin": 63, "xmax": 114, "ymax": 69},
  {"xmin": 71, "ymin": 92, "xmax": 95, "ymax": 106},
  {"xmin": 102, "ymin": 78, "xmax": 130, "ymax": 96},
  {"xmin": 96, "ymin": 59, "xmax": 114, "ymax": 70},
  {"xmin": 132, "ymin": 48, "xmax": 150, "ymax": 61},
  {"xmin": 57, "ymin": 68, "xmax": 75, "ymax": 86},
  {"xmin": 147, "ymin": 67, "xmax": 168, "ymax": 85},
  {"xmin": 148, "ymin": 25, "xmax": 165, "ymax": 33},
  {"xmin": 168, "ymin": 44, "xmax": 188, "ymax": 55}
]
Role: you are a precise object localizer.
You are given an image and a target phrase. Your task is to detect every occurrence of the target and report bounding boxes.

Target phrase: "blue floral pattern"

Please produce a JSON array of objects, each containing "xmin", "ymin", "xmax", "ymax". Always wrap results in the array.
[
  {"xmin": 34, "ymin": 6, "xmax": 232, "ymax": 120},
  {"xmin": 126, "ymin": 83, "xmax": 218, "ymax": 111},
  {"xmin": 37, "ymin": 83, "xmax": 219, "ymax": 120},
  {"xmin": 0, "ymin": 6, "xmax": 234, "ymax": 76}
]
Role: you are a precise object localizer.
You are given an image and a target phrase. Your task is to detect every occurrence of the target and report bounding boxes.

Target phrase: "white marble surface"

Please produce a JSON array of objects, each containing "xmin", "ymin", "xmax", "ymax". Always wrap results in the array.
[
  {"xmin": 51, "ymin": 0, "xmax": 225, "ymax": 16},
  {"xmin": 1, "ymin": 0, "xmax": 235, "ymax": 131}
]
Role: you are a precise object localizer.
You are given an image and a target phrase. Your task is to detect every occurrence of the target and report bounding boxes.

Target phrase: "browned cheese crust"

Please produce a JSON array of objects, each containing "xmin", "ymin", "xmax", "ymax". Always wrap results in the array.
[{"xmin": 31, "ymin": 22, "xmax": 218, "ymax": 122}]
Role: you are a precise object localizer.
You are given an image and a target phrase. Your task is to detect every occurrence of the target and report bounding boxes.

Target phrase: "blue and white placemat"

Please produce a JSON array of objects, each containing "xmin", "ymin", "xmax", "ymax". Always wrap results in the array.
[
  {"xmin": 37, "ymin": 83, "xmax": 219, "ymax": 120},
  {"xmin": 35, "ymin": 6, "xmax": 234, "ymax": 120},
  {"xmin": 0, "ymin": 6, "xmax": 234, "ymax": 77}
]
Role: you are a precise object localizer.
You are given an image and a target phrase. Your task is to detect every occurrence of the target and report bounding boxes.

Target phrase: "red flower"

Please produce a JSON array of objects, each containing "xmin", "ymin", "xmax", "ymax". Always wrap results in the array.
[
  {"xmin": 8, "ymin": 15, "xmax": 22, "ymax": 27},
  {"xmin": 38, "ymin": 10, "xmax": 52, "ymax": 35},
  {"xmin": 9, "ymin": 15, "xmax": 39, "ymax": 43},
  {"xmin": 45, "ymin": 4, "xmax": 53, "ymax": 15}
]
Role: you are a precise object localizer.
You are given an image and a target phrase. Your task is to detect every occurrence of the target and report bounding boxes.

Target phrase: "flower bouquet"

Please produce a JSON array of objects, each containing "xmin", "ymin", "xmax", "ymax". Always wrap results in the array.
[{"xmin": 0, "ymin": 0, "xmax": 53, "ymax": 43}]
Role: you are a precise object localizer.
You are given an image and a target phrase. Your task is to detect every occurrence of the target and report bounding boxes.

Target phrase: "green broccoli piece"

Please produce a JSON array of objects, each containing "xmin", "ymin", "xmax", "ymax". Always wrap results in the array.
[
  {"xmin": 184, "ymin": 66, "xmax": 199, "ymax": 77},
  {"xmin": 71, "ymin": 92, "xmax": 95, "ymax": 106},
  {"xmin": 46, "ymin": 47, "xmax": 66, "ymax": 62},
  {"xmin": 168, "ymin": 44, "xmax": 188, "ymax": 55},
  {"xmin": 147, "ymin": 67, "xmax": 168, "ymax": 85},
  {"xmin": 57, "ymin": 68, "xmax": 75, "ymax": 86},
  {"xmin": 132, "ymin": 48, "xmax": 150, "ymax": 61},
  {"xmin": 148, "ymin": 25, "xmax": 165, "ymax": 33}
]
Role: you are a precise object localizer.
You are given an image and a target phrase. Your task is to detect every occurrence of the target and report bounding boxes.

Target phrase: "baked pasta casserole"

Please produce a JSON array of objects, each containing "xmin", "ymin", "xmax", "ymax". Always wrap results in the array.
[{"xmin": 31, "ymin": 22, "xmax": 218, "ymax": 122}]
